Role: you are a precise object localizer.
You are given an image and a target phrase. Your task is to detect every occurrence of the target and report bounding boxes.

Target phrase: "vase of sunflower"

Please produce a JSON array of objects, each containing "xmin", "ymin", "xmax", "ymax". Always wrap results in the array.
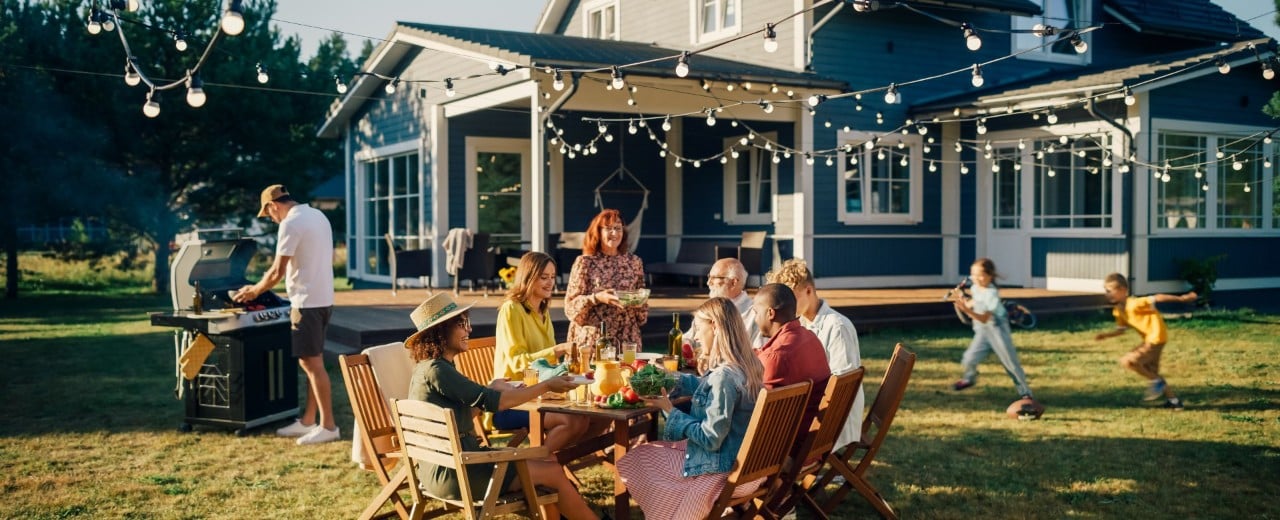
[{"xmin": 498, "ymin": 266, "xmax": 517, "ymax": 289}]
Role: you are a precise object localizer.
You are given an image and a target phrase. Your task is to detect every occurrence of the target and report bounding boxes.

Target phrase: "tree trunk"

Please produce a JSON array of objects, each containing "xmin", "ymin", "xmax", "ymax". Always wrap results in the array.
[{"xmin": 3, "ymin": 220, "xmax": 17, "ymax": 299}]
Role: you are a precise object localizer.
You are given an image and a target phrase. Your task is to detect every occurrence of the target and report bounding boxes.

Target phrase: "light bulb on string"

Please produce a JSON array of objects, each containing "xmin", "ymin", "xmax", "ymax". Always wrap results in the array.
[
  {"xmin": 87, "ymin": 10, "xmax": 102, "ymax": 34},
  {"xmin": 826, "ymin": 156, "xmax": 834, "ymax": 166},
  {"xmin": 1032, "ymin": 23, "xmax": 1056, "ymax": 37},
  {"xmin": 761, "ymin": 101, "xmax": 774, "ymax": 114},
  {"xmin": 877, "ymin": 149, "xmax": 886, "ymax": 160},
  {"xmin": 1216, "ymin": 149, "xmax": 1225, "ymax": 159},
  {"xmin": 763, "ymin": 24, "xmax": 778, "ymax": 53},
  {"xmin": 977, "ymin": 119, "xmax": 988, "ymax": 135},
  {"xmin": 445, "ymin": 78, "xmax": 456, "ymax": 97},
  {"xmin": 720, "ymin": 156, "xmax": 729, "ymax": 164},
  {"xmin": 174, "ymin": 32, "xmax": 188, "ymax": 52},
  {"xmin": 1069, "ymin": 33, "xmax": 1087, "ymax": 54},
  {"xmin": 102, "ymin": 13, "xmax": 116, "ymax": 32},
  {"xmin": 883, "ymin": 84, "xmax": 899, "ymax": 104},
  {"xmin": 1195, "ymin": 169, "xmax": 1203, "ymax": 178},
  {"xmin": 805, "ymin": 154, "xmax": 814, "ymax": 166},
  {"xmin": 899, "ymin": 155, "xmax": 908, "ymax": 167},
  {"xmin": 960, "ymin": 164, "xmax": 970, "ymax": 174},
  {"xmin": 661, "ymin": 116, "xmax": 671, "ymax": 132},
  {"xmin": 221, "ymin": 0, "xmax": 245, "ymax": 36},
  {"xmin": 675, "ymin": 52, "xmax": 690, "ymax": 78},
  {"xmin": 334, "ymin": 76, "xmax": 348, "ymax": 94},
  {"xmin": 185, "ymin": 75, "xmax": 206, "ymax": 108},
  {"xmin": 1216, "ymin": 58, "xmax": 1230, "ymax": 74},
  {"xmin": 962, "ymin": 23, "xmax": 982, "ymax": 51},
  {"xmin": 731, "ymin": 149, "xmax": 740, "ymax": 159},
  {"xmin": 726, "ymin": 83, "xmax": 734, "ymax": 92},
  {"xmin": 970, "ymin": 64, "xmax": 984, "ymax": 87},
  {"xmin": 610, "ymin": 66, "xmax": 625, "ymax": 90},
  {"xmin": 1265, "ymin": 159, "xmax": 1272, "ymax": 169},
  {"xmin": 1232, "ymin": 158, "xmax": 1243, "ymax": 171},
  {"xmin": 1046, "ymin": 111, "xmax": 1058, "ymax": 124},
  {"xmin": 255, "ymin": 63, "xmax": 269, "ymax": 84},
  {"xmin": 1265, "ymin": 60, "xmax": 1277, "ymax": 80},
  {"xmin": 552, "ymin": 69, "xmax": 565, "ymax": 91},
  {"xmin": 124, "ymin": 59, "xmax": 140, "ymax": 87},
  {"xmin": 1123, "ymin": 87, "xmax": 1135, "ymax": 106},
  {"xmin": 628, "ymin": 121, "xmax": 637, "ymax": 134},
  {"xmin": 142, "ymin": 90, "xmax": 161, "ymax": 118},
  {"xmin": 929, "ymin": 161, "xmax": 937, "ymax": 172},
  {"xmin": 693, "ymin": 160, "xmax": 701, "ymax": 168},
  {"xmin": 705, "ymin": 111, "xmax": 716, "ymax": 126},
  {"xmin": 808, "ymin": 94, "xmax": 826, "ymax": 107},
  {"xmin": 1017, "ymin": 138, "xmax": 1025, "ymax": 150},
  {"xmin": 784, "ymin": 150, "xmax": 792, "ymax": 159},
  {"xmin": 954, "ymin": 141, "xmax": 962, "ymax": 153},
  {"xmin": 850, "ymin": 155, "xmax": 859, "ymax": 165},
  {"xmin": 772, "ymin": 153, "xmax": 781, "ymax": 164}
]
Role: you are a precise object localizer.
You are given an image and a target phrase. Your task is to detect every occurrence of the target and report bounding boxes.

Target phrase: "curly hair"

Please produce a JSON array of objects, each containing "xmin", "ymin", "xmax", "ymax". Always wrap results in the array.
[
  {"xmin": 765, "ymin": 258, "xmax": 814, "ymax": 291},
  {"xmin": 405, "ymin": 313, "xmax": 468, "ymax": 362},
  {"xmin": 582, "ymin": 209, "xmax": 628, "ymax": 256}
]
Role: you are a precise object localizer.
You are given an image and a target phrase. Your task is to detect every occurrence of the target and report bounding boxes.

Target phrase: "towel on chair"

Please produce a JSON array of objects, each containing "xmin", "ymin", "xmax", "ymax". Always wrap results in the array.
[{"xmin": 442, "ymin": 228, "xmax": 473, "ymax": 276}]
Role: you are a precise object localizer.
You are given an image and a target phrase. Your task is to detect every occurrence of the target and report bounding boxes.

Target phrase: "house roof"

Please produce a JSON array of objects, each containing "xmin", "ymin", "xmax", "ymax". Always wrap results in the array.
[
  {"xmin": 912, "ymin": 37, "xmax": 1274, "ymax": 115},
  {"xmin": 1104, "ymin": 0, "xmax": 1266, "ymax": 42},
  {"xmin": 899, "ymin": 0, "xmax": 1041, "ymax": 16},
  {"xmin": 395, "ymin": 22, "xmax": 846, "ymax": 89}
]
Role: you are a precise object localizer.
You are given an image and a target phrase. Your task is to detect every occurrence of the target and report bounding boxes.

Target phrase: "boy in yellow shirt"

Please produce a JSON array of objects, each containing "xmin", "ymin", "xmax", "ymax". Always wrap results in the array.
[{"xmin": 1095, "ymin": 273, "xmax": 1197, "ymax": 410}]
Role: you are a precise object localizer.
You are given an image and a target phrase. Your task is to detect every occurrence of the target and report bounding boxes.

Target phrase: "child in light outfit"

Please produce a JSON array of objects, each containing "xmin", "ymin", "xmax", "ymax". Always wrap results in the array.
[
  {"xmin": 951, "ymin": 258, "xmax": 1034, "ymax": 401},
  {"xmin": 1094, "ymin": 273, "xmax": 1196, "ymax": 410}
]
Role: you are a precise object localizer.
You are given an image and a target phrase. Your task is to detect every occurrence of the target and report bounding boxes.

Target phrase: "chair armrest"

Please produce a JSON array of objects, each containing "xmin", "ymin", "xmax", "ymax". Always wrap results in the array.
[{"xmin": 460, "ymin": 445, "xmax": 551, "ymax": 464}]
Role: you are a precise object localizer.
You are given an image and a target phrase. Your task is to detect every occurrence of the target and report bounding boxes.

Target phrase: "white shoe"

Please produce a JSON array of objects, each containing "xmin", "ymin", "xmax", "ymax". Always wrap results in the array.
[
  {"xmin": 276, "ymin": 420, "xmax": 315, "ymax": 438},
  {"xmin": 297, "ymin": 426, "xmax": 340, "ymax": 445}
]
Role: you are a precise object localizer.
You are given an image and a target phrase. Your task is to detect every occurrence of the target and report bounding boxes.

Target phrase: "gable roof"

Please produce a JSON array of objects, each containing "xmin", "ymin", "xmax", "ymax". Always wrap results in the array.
[
  {"xmin": 912, "ymin": 37, "xmax": 1274, "ymax": 115},
  {"xmin": 903, "ymin": 0, "xmax": 1041, "ymax": 16},
  {"xmin": 1104, "ymin": 0, "xmax": 1265, "ymax": 42}
]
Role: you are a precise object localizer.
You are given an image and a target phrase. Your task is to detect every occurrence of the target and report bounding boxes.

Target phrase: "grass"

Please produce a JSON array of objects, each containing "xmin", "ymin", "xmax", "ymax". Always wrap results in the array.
[{"xmin": 1, "ymin": 261, "xmax": 1278, "ymax": 518}]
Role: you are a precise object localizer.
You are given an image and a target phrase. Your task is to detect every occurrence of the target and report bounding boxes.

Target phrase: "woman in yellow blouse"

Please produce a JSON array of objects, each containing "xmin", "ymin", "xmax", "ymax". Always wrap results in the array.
[{"xmin": 492, "ymin": 252, "xmax": 590, "ymax": 453}]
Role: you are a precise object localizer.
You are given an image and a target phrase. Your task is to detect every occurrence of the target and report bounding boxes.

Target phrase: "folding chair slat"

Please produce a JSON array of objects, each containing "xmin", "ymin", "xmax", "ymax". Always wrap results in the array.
[
  {"xmin": 339, "ymin": 354, "xmax": 412, "ymax": 520},
  {"xmin": 706, "ymin": 381, "xmax": 811, "ymax": 519},
  {"xmin": 398, "ymin": 416, "xmax": 454, "ymax": 438},
  {"xmin": 401, "ymin": 430, "xmax": 457, "ymax": 456},
  {"xmin": 403, "ymin": 444, "xmax": 459, "ymax": 468}
]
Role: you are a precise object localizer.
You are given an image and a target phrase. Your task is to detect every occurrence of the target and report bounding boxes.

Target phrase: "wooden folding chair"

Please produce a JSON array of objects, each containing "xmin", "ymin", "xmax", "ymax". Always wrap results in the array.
[
  {"xmin": 453, "ymin": 337, "xmax": 529, "ymax": 448},
  {"xmin": 703, "ymin": 381, "xmax": 812, "ymax": 520},
  {"xmin": 810, "ymin": 343, "xmax": 916, "ymax": 519},
  {"xmin": 761, "ymin": 368, "xmax": 866, "ymax": 520},
  {"xmin": 390, "ymin": 398, "xmax": 558, "ymax": 520},
  {"xmin": 339, "ymin": 353, "xmax": 412, "ymax": 520}
]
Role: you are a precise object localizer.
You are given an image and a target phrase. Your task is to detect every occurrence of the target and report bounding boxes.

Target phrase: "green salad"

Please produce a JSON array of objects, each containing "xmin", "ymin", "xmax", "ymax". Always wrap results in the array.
[{"xmin": 628, "ymin": 363, "xmax": 678, "ymax": 397}]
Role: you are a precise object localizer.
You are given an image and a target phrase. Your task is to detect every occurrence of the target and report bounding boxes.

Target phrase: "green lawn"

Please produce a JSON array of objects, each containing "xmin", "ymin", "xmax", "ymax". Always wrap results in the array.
[{"xmin": 1, "ymin": 288, "xmax": 1277, "ymax": 519}]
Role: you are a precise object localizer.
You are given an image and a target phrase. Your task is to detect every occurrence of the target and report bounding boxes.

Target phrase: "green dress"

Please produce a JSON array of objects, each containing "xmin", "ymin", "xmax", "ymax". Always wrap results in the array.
[{"xmin": 406, "ymin": 358, "xmax": 518, "ymax": 501}]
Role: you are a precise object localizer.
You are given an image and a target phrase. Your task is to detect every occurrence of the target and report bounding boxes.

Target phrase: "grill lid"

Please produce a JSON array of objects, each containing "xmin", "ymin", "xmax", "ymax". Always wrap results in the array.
[{"xmin": 171, "ymin": 236, "xmax": 286, "ymax": 311}]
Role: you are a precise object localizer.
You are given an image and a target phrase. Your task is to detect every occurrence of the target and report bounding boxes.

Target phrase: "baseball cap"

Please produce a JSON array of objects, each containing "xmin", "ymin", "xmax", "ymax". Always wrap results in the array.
[{"xmin": 257, "ymin": 184, "xmax": 288, "ymax": 218}]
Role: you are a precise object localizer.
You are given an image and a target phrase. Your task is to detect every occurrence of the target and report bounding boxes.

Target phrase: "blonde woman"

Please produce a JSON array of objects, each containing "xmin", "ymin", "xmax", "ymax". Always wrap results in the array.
[
  {"xmin": 491, "ymin": 251, "xmax": 591, "ymax": 452},
  {"xmin": 615, "ymin": 297, "xmax": 766, "ymax": 520}
]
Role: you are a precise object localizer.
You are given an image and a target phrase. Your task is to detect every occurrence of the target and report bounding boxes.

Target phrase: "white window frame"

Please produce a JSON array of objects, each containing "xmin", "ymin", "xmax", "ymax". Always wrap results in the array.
[
  {"xmin": 583, "ymin": 0, "xmax": 620, "ymax": 40},
  {"xmin": 723, "ymin": 133, "xmax": 776, "ymax": 225},
  {"xmin": 354, "ymin": 140, "xmax": 422, "ymax": 279},
  {"xmin": 1150, "ymin": 119, "xmax": 1277, "ymax": 235},
  {"xmin": 464, "ymin": 137, "xmax": 532, "ymax": 244},
  {"xmin": 1030, "ymin": 135, "xmax": 1114, "ymax": 230},
  {"xmin": 1012, "ymin": 0, "xmax": 1091, "ymax": 65},
  {"xmin": 690, "ymin": 0, "xmax": 742, "ymax": 44},
  {"xmin": 837, "ymin": 131, "xmax": 923, "ymax": 225}
]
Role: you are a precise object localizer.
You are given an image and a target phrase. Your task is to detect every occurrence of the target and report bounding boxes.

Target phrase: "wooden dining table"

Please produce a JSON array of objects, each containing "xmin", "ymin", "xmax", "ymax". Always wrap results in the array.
[{"xmin": 516, "ymin": 396, "xmax": 690, "ymax": 520}]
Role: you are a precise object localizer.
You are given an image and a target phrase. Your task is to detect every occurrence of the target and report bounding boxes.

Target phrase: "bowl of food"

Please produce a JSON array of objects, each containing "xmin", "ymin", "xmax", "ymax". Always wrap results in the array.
[
  {"xmin": 615, "ymin": 288, "xmax": 651, "ymax": 307},
  {"xmin": 628, "ymin": 363, "xmax": 678, "ymax": 398}
]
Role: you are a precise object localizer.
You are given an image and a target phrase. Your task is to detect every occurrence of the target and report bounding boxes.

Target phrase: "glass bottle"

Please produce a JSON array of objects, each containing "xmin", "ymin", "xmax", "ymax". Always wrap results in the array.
[
  {"xmin": 596, "ymin": 322, "xmax": 615, "ymax": 363},
  {"xmin": 668, "ymin": 312, "xmax": 683, "ymax": 369},
  {"xmin": 192, "ymin": 281, "xmax": 203, "ymax": 314}
]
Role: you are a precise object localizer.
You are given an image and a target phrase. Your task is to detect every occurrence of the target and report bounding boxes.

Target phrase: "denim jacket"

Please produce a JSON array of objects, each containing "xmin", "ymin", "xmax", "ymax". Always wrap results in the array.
[{"xmin": 663, "ymin": 365, "xmax": 757, "ymax": 477}]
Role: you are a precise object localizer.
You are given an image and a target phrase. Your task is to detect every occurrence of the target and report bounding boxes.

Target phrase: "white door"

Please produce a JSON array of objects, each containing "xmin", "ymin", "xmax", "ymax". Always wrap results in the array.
[
  {"xmin": 465, "ymin": 138, "xmax": 531, "ymax": 249},
  {"xmin": 984, "ymin": 148, "xmax": 1030, "ymax": 287}
]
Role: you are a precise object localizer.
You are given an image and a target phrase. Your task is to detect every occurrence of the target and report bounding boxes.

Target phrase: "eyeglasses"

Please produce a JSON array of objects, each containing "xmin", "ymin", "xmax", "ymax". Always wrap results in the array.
[
  {"xmin": 603, "ymin": 225, "xmax": 625, "ymax": 233},
  {"xmin": 455, "ymin": 314, "xmax": 471, "ymax": 330},
  {"xmin": 707, "ymin": 275, "xmax": 734, "ymax": 285}
]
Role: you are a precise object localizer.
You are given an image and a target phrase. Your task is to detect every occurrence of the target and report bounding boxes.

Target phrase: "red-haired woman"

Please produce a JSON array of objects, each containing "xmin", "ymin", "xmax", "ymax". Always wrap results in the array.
[{"xmin": 564, "ymin": 209, "xmax": 648, "ymax": 349}]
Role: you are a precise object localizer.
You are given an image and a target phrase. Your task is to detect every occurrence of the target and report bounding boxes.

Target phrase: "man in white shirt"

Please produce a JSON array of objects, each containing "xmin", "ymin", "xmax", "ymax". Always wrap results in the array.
[
  {"xmin": 684, "ymin": 258, "xmax": 763, "ymax": 358},
  {"xmin": 767, "ymin": 258, "xmax": 865, "ymax": 450},
  {"xmin": 234, "ymin": 184, "xmax": 339, "ymax": 445}
]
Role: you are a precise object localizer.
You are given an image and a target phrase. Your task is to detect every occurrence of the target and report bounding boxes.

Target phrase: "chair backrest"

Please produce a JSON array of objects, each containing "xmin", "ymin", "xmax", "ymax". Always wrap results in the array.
[
  {"xmin": 339, "ymin": 354, "xmax": 401, "ymax": 474},
  {"xmin": 712, "ymin": 381, "xmax": 811, "ymax": 515},
  {"xmin": 796, "ymin": 368, "xmax": 867, "ymax": 470},
  {"xmin": 458, "ymin": 233, "xmax": 495, "ymax": 282},
  {"xmin": 454, "ymin": 336, "xmax": 498, "ymax": 384},
  {"xmin": 740, "ymin": 231, "xmax": 766, "ymax": 250},
  {"xmin": 390, "ymin": 398, "xmax": 473, "ymax": 501},
  {"xmin": 365, "ymin": 342, "xmax": 412, "ymax": 401},
  {"xmin": 856, "ymin": 343, "xmax": 916, "ymax": 475}
]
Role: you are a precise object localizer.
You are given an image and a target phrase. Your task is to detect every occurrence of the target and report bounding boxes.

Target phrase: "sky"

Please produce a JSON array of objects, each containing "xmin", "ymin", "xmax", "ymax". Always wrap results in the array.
[{"xmin": 271, "ymin": 1, "xmax": 1280, "ymax": 59}]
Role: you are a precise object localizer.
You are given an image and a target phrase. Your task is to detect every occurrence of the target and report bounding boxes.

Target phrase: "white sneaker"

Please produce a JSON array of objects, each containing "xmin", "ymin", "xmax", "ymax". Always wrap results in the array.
[
  {"xmin": 276, "ymin": 420, "xmax": 315, "ymax": 438},
  {"xmin": 297, "ymin": 426, "xmax": 340, "ymax": 445}
]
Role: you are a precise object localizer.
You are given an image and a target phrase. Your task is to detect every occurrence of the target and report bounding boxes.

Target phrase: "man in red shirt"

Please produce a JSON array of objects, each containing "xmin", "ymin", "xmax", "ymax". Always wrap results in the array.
[{"xmin": 752, "ymin": 283, "xmax": 832, "ymax": 427}]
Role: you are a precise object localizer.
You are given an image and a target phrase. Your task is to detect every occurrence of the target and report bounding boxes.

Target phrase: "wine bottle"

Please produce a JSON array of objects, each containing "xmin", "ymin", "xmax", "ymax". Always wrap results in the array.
[
  {"xmin": 596, "ymin": 322, "xmax": 614, "ymax": 363},
  {"xmin": 192, "ymin": 281, "xmax": 203, "ymax": 314},
  {"xmin": 668, "ymin": 312, "xmax": 683, "ymax": 369}
]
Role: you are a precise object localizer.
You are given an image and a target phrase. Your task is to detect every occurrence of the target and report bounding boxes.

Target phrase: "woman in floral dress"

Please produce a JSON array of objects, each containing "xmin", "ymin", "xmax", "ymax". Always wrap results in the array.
[{"xmin": 564, "ymin": 208, "xmax": 648, "ymax": 349}]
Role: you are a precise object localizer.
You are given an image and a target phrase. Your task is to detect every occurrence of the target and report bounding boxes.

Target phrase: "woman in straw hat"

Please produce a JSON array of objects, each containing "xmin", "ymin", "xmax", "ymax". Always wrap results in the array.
[
  {"xmin": 492, "ymin": 252, "xmax": 596, "ymax": 453},
  {"xmin": 405, "ymin": 293, "xmax": 598, "ymax": 519}
]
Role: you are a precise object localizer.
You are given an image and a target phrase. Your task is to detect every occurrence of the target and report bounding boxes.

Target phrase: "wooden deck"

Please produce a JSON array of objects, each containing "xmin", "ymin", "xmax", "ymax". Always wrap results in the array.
[{"xmin": 325, "ymin": 285, "xmax": 1108, "ymax": 353}]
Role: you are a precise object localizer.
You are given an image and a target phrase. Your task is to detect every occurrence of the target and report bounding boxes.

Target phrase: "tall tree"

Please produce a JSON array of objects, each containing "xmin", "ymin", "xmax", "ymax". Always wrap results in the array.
[{"xmin": 2, "ymin": 0, "xmax": 354, "ymax": 295}]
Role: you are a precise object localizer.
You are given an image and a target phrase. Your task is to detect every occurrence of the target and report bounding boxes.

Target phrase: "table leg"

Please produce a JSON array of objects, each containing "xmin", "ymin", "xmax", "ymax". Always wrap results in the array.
[
  {"xmin": 612, "ymin": 418, "xmax": 631, "ymax": 520},
  {"xmin": 528, "ymin": 410, "xmax": 545, "ymax": 447}
]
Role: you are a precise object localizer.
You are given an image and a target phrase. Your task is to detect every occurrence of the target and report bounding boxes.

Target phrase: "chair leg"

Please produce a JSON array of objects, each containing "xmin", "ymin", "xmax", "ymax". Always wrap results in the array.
[
  {"xmin": 849, "ymin": 474, "xmax": 896, "ymax": 520},
  {"xmin": 361, "ymin": 465, "xmax": 411, "ymax": 520}
]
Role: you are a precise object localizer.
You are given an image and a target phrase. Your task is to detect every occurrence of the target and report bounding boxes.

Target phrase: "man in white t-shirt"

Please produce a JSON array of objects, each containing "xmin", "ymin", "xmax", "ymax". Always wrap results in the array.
[
  {"xmin": 767, "ymin": 258, "xmax": 865, "ymax": 451},
  {"xmin": 683, "ymin": 258, "xmax": 764, "ymax": 358},
  {"xmin": 234, "ymin": 184, "xmax": 339, "ymax": 445}
]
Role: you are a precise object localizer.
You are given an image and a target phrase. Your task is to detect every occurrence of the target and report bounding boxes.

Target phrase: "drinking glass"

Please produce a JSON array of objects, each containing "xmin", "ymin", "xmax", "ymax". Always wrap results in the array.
[
  {"xmin": 522, "ymin": 367, "xmax": 539, "ymax": 387},
  {"xmin": 621, "ymin": 341, "xmax": 638, "ymax": 365},
  {"xmin": 662, "ymin": 355, "xmax": 680, "ymax": 372}
]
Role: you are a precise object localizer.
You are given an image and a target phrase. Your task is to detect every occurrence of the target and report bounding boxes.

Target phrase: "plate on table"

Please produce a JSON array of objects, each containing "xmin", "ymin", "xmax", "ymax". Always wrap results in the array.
[
  {"xmin": 568, "ymin": 375, "xmax": 592, "ymax": 385},
  {"xmin": 634, "ymin": 352, "xmax": 663, "ymax": 362}
]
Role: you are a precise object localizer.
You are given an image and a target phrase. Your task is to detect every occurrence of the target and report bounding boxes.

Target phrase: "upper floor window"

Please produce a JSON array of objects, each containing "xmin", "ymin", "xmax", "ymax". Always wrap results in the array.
[
  {"xmin": 839, "ymin": 132, "xmax": 923, "ymax": 225},
  {"xmin": 695, "ymin": 0, "xmax": 740, "ymax": 43},
  {"xmin": 1012, "ymin": 0, "xmax": 1090, "ymax": 64},
  {"xmin": 585, "ymin": 1, "xmax": 619, "ymax": 40},
  {"xmin": 723, "ymin": 134, "xmax": 774, "ymax": 225}
]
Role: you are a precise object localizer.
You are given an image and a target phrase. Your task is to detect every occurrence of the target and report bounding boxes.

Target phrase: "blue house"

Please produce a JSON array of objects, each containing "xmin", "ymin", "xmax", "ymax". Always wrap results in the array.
[{"xmin": 318, "ymin": 0, "xmax": 1277, "ymax": 300}]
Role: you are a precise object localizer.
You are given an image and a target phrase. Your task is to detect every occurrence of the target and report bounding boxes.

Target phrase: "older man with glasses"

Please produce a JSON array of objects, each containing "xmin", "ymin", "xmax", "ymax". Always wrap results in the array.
[{"xmin": 683, "ymin": 258, "xmax": 763, "ymax": 358}]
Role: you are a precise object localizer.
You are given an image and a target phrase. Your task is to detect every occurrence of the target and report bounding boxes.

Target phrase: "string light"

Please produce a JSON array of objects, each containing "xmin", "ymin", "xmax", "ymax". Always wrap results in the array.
[
  {"xmin": 86, "ymin": 11, "xmax": 102, "ymax": 34},
  {"xmin": 961, "ymin": 23, "xmax": 981, "ymax": 51},
  {"xmin": 1046, "ymin": 111, "xmax": 1059, "ymax": 124},
  {"xmin": 1069, "ymin": 32, "xmax": 1087, "ymax": 54},
  {"xmin": 1123, "ymin": 86, "xmax": 1135, "ymax": 106},
  {"xmin": 185, "ymin": 75, "xmax": 206, "ymax": 108},
  {"xmin": 1217, "ymin": 58, "xmax": 1231, "ymax": 74},
  {"xmin": 255, "ymin": 63, "xmax": 269, "ymax": 84},
  {"xmin": 970, "ymin": 64, "xmax": 984, "ymax": 87},
  {"xmin": 552, "ymin": 69, "xmax": 565, "ymax": 91},
  {"xmin": 883, "ymin": 84, "xmax": 899, "ymax": 104},
  {"xmin": 675, "ymin": 52, "xmax": 690, "ymax": 78},
  {"xmin": 174, "ymin": 32, "xmax": 188, "ymax": 52},
  {"xmin": 1264, "ymin": 59, "xmax": 1276, "ymax": 81},
  {"xmin": 221, "ymin": 0, "xmax": 245, "ymax": 36},
  {"xmin": 1032, "ymin": 23, "xmax": 1056, "ymax": 37},
  {"xmin": 101, "ymin": 11, "xmax": 116, "ymax": 32},
  {"xmin": 661, "ymin": 116, "xmax": 672, "ymax": 132},
  {"xmin": 807, "ymin": 94, "xmax": 826, "ymax": 107},
  {"xmin": 334, "ymin": 76, "xmax": 348, "ymax": 94},
  {"xmin": 444, "ymin": 78, "xmax": 455, "ymax": 97},
  {"xmin": 123, "ymin": 59, "xmax": 140, "ymax": 87},
  {"xmin": 610, "ymin": 66, "xmax": 625, "ymax": 90},
  {"xmin": 763, "ymin": 23, "xmax": 778, "ymax": 53},
  {"xmin": 142, "ymin": 89, "xmax": 161, "ymax": 118}
]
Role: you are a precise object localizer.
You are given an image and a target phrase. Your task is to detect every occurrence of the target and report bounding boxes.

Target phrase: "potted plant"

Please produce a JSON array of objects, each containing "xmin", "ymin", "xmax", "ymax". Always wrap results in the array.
[
  {"xmin": 498, "ymin": 266, "xmax": 517, "ymax": 289},
  {"xmin": 1176, "ymin": 254, "xmax": 1225, "ymax": 308}
]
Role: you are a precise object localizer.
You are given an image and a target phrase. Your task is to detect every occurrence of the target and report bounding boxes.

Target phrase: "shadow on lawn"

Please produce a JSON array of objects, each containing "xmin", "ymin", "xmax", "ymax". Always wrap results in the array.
[{"xmin": 827, "ymin": 428, "xmax": 1280, "ymax": 519}]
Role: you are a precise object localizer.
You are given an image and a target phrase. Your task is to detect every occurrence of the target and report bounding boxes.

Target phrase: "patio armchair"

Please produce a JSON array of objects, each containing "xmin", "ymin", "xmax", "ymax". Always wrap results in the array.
[
  {"xmin": 704, "ymin": 381, "xmax": 812, "ymax": 519},
  {"xmin": 339, "ymin": 352, "xmax": 412, "ymax": 520},
  {"xmin": 385, "ymin": 233, "xmax": 433, "ymax": 297},
  {"xmin": 452, "ymin": 337, "xmax": 530, "ymax": 448}
]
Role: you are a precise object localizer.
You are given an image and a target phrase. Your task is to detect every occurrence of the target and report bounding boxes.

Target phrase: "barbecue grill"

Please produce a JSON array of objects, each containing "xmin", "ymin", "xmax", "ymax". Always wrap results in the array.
[{"xmin": 150, "ymin": 228, "xmax": 298, "ymax": 435}]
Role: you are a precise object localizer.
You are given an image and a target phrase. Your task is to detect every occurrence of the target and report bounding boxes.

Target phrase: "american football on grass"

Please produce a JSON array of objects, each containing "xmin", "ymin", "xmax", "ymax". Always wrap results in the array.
[{"xmin": 1007, "ymin": 397, "xmax": 1045, "ymax": 420}]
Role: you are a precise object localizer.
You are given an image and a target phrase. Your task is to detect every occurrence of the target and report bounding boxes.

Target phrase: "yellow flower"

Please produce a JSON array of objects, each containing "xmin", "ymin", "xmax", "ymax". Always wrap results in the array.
[{"xmin": 499, "ymin": 266, "xmax": 517, "ymax": 285}]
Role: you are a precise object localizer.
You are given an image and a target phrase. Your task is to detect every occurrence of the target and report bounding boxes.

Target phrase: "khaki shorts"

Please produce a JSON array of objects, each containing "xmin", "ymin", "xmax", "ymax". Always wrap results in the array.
[
  {"xmin": 1120, "ymin": 342, "xmax": 1164, "ymax": 375},
  {"xmin": 290, "ymin": 306, "xmax": 333, "ymax": 358}
]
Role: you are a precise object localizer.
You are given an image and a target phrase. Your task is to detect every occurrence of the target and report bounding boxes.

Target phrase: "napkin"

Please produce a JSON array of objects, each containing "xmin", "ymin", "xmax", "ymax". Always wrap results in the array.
[{"xmin": 531, "ymin": 358, "xmax": 568, "ymax": 381}]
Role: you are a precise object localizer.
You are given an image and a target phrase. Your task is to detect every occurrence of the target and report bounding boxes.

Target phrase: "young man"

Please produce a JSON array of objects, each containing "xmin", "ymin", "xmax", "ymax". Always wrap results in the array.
[
  {"xmin": 234, "ymin": 184, "xmax": 339, "ymax": 443},
  {"xmin": 752, "ymin": 283, "xmax": 831, "ymax": 426},
  {"xmin": 1095, "ymin": 273, "xmax": 1196, "ymax": 410}
]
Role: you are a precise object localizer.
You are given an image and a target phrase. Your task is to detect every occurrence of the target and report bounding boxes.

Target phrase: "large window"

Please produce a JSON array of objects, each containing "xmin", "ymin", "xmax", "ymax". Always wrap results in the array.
[
  {"xmin": 1013, "ymin": 0, "xmax": 1089, "ymax": 64},
  {"xmin": 839, "ymin": 133, "xmax": 923, "ymax": 224},
  {"xmin": 360, "ymin": 152, "xmax": 421, "ymax": 277},
  {"xmin": 1033, "ymin": 137, "xmax": 1111, "ymax": 228},
  {"xmin": 1155, "ymin": 131, "xmax": 1275, "ymax": 231},
  {"xmin": 475, "ymin": 152, "xmax": 523, "ymax": 240},
  {"xmin": 723, "ymin": 135, "xmax": 774, "ymax": 225},
  {"xmin": 585, "ymin": 1, "xmax": 619, "ymax": 40},
  {"xmin": 695, "ymin": 0, "xmax": 740, "ymax": 42},
  {"xmin": 992, "ymin": 150, "xmax": 1022, "ymax": 229}
]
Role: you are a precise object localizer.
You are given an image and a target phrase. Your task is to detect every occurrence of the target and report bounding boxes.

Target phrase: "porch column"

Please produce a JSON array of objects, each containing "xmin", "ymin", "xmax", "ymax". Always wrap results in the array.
[
  {"xmin": 792, "ymin": 106, "xmax": 813, "ymax": 263},
  {"xmin": 529, "ymin": 82, "xmax": 547, "ymax": 253},
  {"xmin": 665, "ymin": 118, "xmax": 684, "ymax": 262},
  {"xmin": 942, "ymin": 121, "xmax": 961, "ymax": 281},
  {"xmin": 430, "ymin": 104, "xmax": 449, "ymax": 287}
]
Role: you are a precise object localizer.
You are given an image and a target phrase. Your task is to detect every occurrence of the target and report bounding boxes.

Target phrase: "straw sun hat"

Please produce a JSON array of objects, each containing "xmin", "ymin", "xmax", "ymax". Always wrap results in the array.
[{"xmin": 405, "ymin": 292, "xmax": 474, "ymax": 346}]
